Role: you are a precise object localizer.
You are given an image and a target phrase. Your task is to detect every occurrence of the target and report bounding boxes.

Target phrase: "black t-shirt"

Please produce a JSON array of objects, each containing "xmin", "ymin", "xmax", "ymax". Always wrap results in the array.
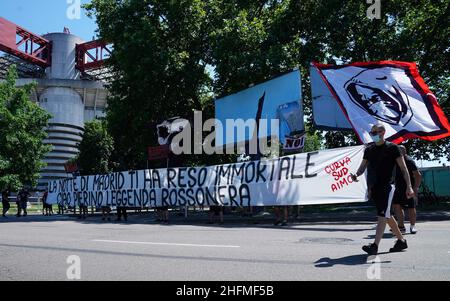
[
  {"xmin": 395, "ymin": 155, "xmax": 418, "ymax": 190},
  {"xmin": 19, "ymin": 191, "xmax": 29, "ymax": 202},
  {"xmin": 363, "ymin": 142, "xmax": 401, "ymax": 187}
]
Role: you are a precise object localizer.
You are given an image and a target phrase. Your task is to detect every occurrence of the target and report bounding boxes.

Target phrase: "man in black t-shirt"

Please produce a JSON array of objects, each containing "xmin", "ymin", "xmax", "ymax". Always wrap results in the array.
[
  {"xmin": 351, "ymin": 124, "xmax": 414, "ymax": 255},
  {"xmin": 393, "ymin": 145, "xmax": 422, "ymax": 234}
]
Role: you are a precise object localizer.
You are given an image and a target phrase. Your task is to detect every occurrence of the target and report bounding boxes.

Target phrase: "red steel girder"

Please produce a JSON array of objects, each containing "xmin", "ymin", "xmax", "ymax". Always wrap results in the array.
[
  {"xmin": 0, "ymin": 17, "xmax": 51, "ymax": 68},
  {"xmin": 76, "ymin": 39, "xmax": 111, "ymax": 72}
]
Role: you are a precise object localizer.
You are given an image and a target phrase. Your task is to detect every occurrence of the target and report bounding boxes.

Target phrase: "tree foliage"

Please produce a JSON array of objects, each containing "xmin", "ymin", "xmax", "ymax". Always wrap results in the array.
[
  {"xmin": 0, "ymin": 66, "xmax": 51, "ymax": 190},
  {"xmin": 85, "ymin": 0, "xmax": 450, "ymax": 169},
  {"xmin": 302, "ymin": 131, "xmax": 322, "ymax": 153},
  {"xmin": 76, "ymin": 119, "xmax": 114, "ymax": 175}
]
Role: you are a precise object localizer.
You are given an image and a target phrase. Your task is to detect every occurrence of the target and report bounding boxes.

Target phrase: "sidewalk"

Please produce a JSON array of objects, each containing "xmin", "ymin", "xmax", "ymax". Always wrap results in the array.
[
  {"xmin": 67, "ymin": 207, "xmax": 450, "ymax": 225},
  {"xmin": 2, "ymin": 206, "xmax": 450, "ymax": 225}
]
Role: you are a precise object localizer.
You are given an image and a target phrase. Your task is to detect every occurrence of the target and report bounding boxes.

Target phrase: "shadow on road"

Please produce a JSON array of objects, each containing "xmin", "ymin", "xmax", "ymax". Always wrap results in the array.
[
  {"xmin": 1, "ymin": 210, "xmax": 449, "ymax": 231},
  {"xmin": 0, "ymin": 214, "xmax": 377, "ymax": 231},
  {"xmin": 314, "ymin": 254, "xmax": 391, "ymax": 267},
  {"xmin": 289, "ymin": 226, "xmax": 372, "ymax": 232},
  {"xmin": 363, "ymin": 233, "xmax": 398, "ymax": 239}
]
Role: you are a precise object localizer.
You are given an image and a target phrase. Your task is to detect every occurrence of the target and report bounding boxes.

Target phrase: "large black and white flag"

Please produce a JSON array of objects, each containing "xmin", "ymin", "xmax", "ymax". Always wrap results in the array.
[{"xmin": 312, "ymin": 61, "xmax": 450, "ymax": 144}]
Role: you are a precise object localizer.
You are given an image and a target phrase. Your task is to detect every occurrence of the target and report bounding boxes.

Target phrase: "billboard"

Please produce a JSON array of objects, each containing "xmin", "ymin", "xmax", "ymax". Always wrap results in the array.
[
  {"xmin": 214, "ymin": 70, "xmax": 304, "ymax": 151},
  {"xmin": 310, "ymin": 64, "xmax": 352, "ymax": 130}
]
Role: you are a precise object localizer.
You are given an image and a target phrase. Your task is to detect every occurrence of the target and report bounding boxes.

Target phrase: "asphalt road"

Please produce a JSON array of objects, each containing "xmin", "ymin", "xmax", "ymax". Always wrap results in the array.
[{"xmin": 1, "ymin": 212, "xmax": 449, "ymax": 281}]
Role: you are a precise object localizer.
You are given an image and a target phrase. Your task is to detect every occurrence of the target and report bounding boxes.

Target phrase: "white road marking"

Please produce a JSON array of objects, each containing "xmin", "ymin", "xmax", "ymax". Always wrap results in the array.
[{"xmin": 92, "ymin": 239, "xmax": 240, "ymax": 248}]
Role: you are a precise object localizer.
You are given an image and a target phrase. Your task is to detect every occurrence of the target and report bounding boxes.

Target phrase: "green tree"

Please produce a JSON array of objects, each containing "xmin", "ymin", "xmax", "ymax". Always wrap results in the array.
[
  {"xmin": 0, "ymin": 66, "xmax": 51, "ymax": 191},
  {"xmin": 76, "ymin": 119, "xmax": 114, "ymax": 175},
  {"xmin": 303, "ymin": 130, "xmax": 322, "ymax": 153},
  {"xmin": 208, "ymin": 0, "xmax": 449, "ymax": 159},
  {"xmin": 85, "ymin": 0, "xmax": 213, "ymax": 169},
  {"xmin": 85, "ymin": 0, "xmax": 450, "ymax": 167}
]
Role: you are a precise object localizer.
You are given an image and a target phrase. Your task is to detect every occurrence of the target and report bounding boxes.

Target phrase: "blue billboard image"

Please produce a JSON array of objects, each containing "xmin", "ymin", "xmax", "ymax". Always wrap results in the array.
[{"xmin": 215, "ymin": 69, "xmax": 303, "ymax": 150}]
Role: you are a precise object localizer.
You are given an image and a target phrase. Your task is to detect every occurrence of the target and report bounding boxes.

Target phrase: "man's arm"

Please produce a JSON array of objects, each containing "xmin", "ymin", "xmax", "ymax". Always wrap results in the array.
[
  {"xmin": 396, "ymin": 156, "xmax": 414, "ymax": 198},
  {"xmin": 350, "ymin": 159, "xmax": 368, "ymax": 182}
]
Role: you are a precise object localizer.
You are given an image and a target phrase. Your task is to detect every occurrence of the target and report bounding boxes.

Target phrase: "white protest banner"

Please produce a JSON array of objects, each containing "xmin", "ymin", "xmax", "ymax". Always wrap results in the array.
[{"xmin": 47, "ymin": 145, "xmax": 367, "ymax": 208}]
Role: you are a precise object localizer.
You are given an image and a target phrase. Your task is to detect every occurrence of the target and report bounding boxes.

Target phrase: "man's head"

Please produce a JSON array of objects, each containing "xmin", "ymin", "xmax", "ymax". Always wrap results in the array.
[
  {"xmin": 398, "ymin": 145, "xmax": 407, "ymax": 156},
  {"xmin": 369, "ymin": 123, "xmax": 386, "ymax": 145}
]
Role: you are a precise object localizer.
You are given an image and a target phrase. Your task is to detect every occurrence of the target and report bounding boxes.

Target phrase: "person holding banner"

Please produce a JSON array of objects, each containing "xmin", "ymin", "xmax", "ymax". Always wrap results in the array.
[
  {"xmin": 273, "ymin": 206, "xmax": 288, "ymax": 226},
  {"xmin": 58, "ymin": 202, "xmax": 65, "ymax": 215},
  {"xmin": 208, "ymin": 205, "xmax": 224, "ymax": 224},
  {"xmin": 116, "ymin": 206, "xmax": 128, "ymax": 222},
  {"xmin": 78, "ymin": 202, "xmax": 88, "ymax": 220},
  {"xmin": 101, "ymin": 205, "xmax": 111, "ymax": 221},
  {"xmin": 154, "ymin": 206, "xmax": 168, "ymax": 224},
  {"xmin": 351, "ymin": 124, "xmax": 414, "ymax": 255}
]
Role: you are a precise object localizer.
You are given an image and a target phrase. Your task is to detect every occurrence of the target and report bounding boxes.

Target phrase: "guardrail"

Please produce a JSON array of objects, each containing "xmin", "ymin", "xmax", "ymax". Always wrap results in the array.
[{"xmin": 1, "ymin": 196, "xmax": 41, "ymax": 204}]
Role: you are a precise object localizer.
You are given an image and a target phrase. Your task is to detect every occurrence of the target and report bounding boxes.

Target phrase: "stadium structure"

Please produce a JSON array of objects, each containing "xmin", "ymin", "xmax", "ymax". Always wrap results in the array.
[{"xmin": 0, "ymin": 17, "xmax": 111, "ymax": 189}]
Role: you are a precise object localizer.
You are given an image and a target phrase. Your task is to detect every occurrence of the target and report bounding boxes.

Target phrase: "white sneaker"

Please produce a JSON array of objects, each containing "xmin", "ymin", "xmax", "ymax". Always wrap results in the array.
[{"xmin": 410, "ymin": 225, "xmax": 418, "ymax": 234}]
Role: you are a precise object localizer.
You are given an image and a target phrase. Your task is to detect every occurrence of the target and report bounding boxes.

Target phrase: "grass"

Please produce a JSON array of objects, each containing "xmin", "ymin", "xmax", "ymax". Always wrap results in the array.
[{"xmin": 0, "ymin": 203, "xmax": 44, "ymax": 214}]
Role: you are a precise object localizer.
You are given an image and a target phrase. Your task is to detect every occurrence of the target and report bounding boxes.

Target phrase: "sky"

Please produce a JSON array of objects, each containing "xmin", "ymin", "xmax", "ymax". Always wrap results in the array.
[
  {"xmin": 0, "ymin": 0, "xmax": 98, "ymax": 42},
  {"xmin": 418, "ymin": 157, "xmax": 448, "ymax": 169}
]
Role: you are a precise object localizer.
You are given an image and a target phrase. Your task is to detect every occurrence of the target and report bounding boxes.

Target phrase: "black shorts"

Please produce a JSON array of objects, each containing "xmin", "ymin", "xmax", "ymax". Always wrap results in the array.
[
  {"xmin": 370, "ymin": 184, "xmax": 395, "ymax": 218},
  {"xmin": 393, "ymin": 190, "xmax": 415, "ymax": 208}
]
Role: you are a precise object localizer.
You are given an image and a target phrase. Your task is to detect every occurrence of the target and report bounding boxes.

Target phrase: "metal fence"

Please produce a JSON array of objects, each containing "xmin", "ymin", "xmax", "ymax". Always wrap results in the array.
[{"xmin": 419, "ymin": 166, "xmax": 450, "ymax": 197}]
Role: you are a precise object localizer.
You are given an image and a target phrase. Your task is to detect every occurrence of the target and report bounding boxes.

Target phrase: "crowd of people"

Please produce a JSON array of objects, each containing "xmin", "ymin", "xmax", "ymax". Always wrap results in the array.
[{"xmin": 1, "ymin": 189, "xmax": 304, "ymax": 226}]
